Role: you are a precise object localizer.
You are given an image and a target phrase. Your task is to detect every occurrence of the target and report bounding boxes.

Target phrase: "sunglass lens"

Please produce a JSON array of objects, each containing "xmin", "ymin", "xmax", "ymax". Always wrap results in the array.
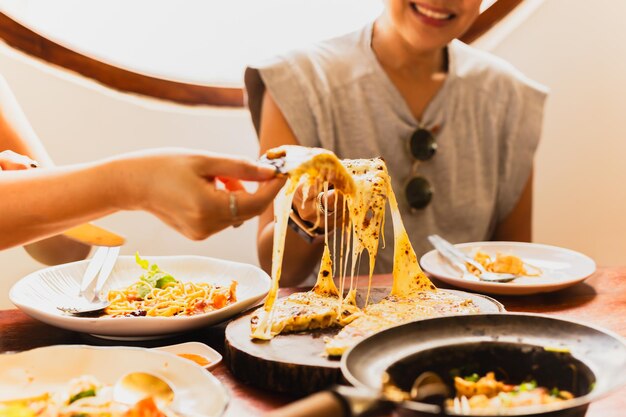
[
  {"xmin": 406, "ymin": 177, "xmax": 433, "ymax": 210},
  {"xmin": 410, "ymin": 128, "xmax": 437, "ymax": 161}
]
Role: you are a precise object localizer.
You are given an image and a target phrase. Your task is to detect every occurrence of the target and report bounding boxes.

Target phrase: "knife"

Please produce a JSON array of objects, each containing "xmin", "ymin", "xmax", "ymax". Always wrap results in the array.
[{"xmin": 62, "ymin": 223, "xmax": 125, "ymax": 247}]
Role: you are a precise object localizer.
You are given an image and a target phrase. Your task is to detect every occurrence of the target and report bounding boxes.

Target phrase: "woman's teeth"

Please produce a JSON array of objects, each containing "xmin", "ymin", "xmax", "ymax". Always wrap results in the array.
[{"xmin": 413, "ymin": 4, "xmax": 454, "ymax": 20}]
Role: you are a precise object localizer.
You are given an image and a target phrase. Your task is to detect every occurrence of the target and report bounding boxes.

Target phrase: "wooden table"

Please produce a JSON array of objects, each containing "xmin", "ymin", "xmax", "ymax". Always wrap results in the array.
[{"xmin": 1, "ymin": 267, "xmax": 625, "ymax": 416}]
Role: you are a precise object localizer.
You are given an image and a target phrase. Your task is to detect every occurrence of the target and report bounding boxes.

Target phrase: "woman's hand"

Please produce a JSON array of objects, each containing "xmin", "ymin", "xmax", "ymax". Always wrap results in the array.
[
  {"xmin": 292, "ymin": 184, "xmax": 345, "ymax": 231},
  {"xmin": 0, "ymin": 150, "xmax": 38, "ymax": 171},
  {"xmin": 112, "ymin": 149, "xmax": 285, "ymax": 240}
]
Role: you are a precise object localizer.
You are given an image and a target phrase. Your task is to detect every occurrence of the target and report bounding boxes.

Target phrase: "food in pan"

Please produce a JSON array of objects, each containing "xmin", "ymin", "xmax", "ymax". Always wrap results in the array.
[
  {"xmin": 104, "ymin": 253, "xmax": 237, "ymax": 317},
  {"xmin": 0, "ymin": 375, "xmax": 166, "ymax": 417},
  {"xmin": 446, "ymin": 372, "xmax": 574, "ymax": 413},
  {"xmin": 468, "ymin": 250, "xmax": 541, "ymax": 277},
  {"xmin": 250, "ymin": 146, "xmax": 479, "ymax": 355}
]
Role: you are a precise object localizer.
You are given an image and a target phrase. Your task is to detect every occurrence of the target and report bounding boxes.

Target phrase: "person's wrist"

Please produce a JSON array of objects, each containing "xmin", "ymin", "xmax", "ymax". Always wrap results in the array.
[
  {"xmin": 289, "ymin": 209, "xmax": 324, "ymax": 241},
  {"xmin": 101, "ymin": 157, "xmax": 144, "ymax": 211},
  {"xmin": 288, "ymin": 203, "xmax": 339, "ymax": 244}
]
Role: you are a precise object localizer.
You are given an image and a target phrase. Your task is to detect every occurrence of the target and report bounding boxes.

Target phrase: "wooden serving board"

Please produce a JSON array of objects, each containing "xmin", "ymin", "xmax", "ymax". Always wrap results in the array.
[
  {"xmin": 225, "ymin": 313, "xmax": 344, "ymax": 394},
  {"xmin": 224, "ymin": 288, "xmax": 504, "ymax": 395}
]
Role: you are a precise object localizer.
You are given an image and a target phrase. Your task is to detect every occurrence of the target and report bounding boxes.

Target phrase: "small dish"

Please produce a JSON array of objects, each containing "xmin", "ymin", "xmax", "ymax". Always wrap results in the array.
[
  {"xmin": 155, "ymin": 341, "xmax": 222, "ymax": 370},
  {"xmin": 420, "ymin": 241, "xmax": 596, "ymax": 296}
]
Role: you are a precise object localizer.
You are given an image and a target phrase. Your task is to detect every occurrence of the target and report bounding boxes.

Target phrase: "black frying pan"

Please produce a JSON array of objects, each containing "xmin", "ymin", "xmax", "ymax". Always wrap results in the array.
[{"xmin": 267, "ymin": 313, "xmax": 626, "ymax": 417}]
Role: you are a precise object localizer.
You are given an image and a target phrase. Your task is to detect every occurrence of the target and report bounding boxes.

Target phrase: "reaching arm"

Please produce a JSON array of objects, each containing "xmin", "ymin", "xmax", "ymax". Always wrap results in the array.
[
  {"xmin": 0, "ymin": 75, "xmax": 284, "ymax": 261},
  {"xmin": 257, "ymin": 92, "xmax": 325, "ymax": 285},
  {"xmin": 0, "ymin": 74, "xmax": 91, "ymax": 263},
  {"xmin": 0, "ymin": 162, "xmax": 121, "ymax": 249},
  {"xmin": 0, "ymin": 149, "xmax": 284, "ymax": 251},
  {"xmin": 492, "ymin": 170, "xmax": 533, "ymax": 242}
]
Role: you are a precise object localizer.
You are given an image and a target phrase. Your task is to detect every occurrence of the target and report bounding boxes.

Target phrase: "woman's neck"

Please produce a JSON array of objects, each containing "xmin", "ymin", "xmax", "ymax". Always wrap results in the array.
[{"xmin": 372, "ymin": 16, "xmax": 446, "ymax": 80}]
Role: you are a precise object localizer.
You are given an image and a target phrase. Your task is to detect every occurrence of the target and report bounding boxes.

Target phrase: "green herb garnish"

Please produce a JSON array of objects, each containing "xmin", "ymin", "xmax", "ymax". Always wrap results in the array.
[
  {"xmin": 68, "ymin": 389, "xmax": 96, "ymax": 404},
  {"xmin": 464, "ymin": 373, "xmax": 480, "ymax": 382},
  {"xmin": 156, "ymin": 275, "xmax": 177, "ymax": 289},
  {"xmin": 134, "ymin": 252, "xmax": 178, "ymax": 298},
  {"xmin": 516, "ymin": 380, "xmax": 538, "ymax": 392}
]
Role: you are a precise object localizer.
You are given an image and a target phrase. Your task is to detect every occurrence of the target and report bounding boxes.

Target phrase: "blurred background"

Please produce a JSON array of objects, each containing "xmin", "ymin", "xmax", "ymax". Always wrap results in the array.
[{"xmin": 0, "ymin": 0, "xmax": 624, "ymax": 308}]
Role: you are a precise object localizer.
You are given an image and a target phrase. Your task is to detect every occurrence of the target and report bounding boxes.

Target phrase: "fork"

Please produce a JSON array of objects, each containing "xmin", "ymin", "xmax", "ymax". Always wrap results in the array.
[
  {"xmin": 428, "ymin": 235, "xmax": 517, "ymax": 283},
  {"xmin": 427, "ymin": 236, "xmax": 480, "ymax": 282},
  {"xmin": 56, "ymin": 246, "xmax": 120, "ymax": 315}
]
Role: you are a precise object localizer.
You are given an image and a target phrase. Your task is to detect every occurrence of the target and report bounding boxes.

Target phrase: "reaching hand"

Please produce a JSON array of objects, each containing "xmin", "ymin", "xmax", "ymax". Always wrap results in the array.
[{"xmin": 112, "ymin": 149, "xmax": 285, "ymax": 240}]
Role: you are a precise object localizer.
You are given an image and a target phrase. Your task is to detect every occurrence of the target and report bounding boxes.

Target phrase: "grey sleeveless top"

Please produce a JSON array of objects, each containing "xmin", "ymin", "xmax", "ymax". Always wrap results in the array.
[{"xmin": 245, "ymin": 23, "xmax": 548, "ymax": 275}]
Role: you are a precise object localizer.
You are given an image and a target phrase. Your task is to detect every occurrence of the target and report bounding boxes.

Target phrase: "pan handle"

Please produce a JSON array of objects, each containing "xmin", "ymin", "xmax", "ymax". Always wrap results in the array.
[
  {"xmin": 266, "ymin": 386, "xmax": 391, "ymax": 417},
  {"xmin": 265, "ymin": 390, "xmax": 350, "ymax": 417}
]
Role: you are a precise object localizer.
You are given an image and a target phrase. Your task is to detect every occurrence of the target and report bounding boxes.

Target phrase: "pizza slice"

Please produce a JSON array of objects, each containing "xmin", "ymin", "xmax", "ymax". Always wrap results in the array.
[
  {"xmin": 251, "ymin": 146, "xmax": 358, "ymax": 340},
  {"xmin": 251, "ymin": 145, "xmax": 480, "ymax": 351},
  {"xmin": 251, "ymin": 245, "xmax": 361, "ymax": 338},
  {"xmin": 251, "ymin": 151, "xmax": 392, "ymax": 340},
  {"xmin": 325, "ymin": 290, "xmax": 480, "ymax": 356},
  {"xmin": 260, "ymin": 145, "xmax": 356, "ymax": 195},
  {"xmin": 325, "ymin": 186, "xmax": 479, "ymax": 356}
]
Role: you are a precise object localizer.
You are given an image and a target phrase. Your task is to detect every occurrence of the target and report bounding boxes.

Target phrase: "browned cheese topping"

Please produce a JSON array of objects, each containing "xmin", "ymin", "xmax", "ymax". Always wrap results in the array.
[{"xmin": 251, "ymin": 145, "xmax": 478, "ymax": 354}]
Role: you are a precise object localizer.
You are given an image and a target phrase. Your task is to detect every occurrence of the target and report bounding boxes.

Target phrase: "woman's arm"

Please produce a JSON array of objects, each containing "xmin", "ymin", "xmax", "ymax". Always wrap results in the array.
[
  {"xmin": 0, "ymin": 149, "xmax": 284, "ymax": 250},
  {"xmin": 0, "ymin": 163, "xmax": 119, "ymax": 250},
  {"xmin": 257, "ymin": 92, "xmax": 325, "ymax": 285},
  {"xmin": 0, "ymin": 75, "xmax": 284, "ymax": 259},
  {"xmin": 0, "ymin": 74, "xmax": 91, "ymax": 263},
  {"xmin": 492, "ymin": 170, "xmax": 533, "ymax": 242}
]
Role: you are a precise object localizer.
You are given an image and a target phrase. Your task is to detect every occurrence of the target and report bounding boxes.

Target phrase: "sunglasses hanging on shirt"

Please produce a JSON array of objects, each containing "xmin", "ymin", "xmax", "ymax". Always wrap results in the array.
[{"xmin": 405, "ymin": 124, "xmax": 440, "ymax": 212}]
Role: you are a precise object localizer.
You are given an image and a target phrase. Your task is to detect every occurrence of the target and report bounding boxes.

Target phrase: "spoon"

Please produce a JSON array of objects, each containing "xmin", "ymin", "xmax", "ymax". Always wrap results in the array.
[
  {"xmin": 113, "ymin": 372, "xmax": 175, "ymax": 408},
  {"xmin": 113, "ymin": 372, "xmax": 207, "ymax": 417}
]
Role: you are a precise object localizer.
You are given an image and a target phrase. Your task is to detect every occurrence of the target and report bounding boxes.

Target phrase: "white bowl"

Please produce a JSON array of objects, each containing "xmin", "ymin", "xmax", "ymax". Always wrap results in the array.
[
  {"xmin": 10, "ymin": 255, "xmax": 270, "ymax": 339},
  {"xmin": 0, "ymin": 344, "xmax": 229, "ymax": 416}
]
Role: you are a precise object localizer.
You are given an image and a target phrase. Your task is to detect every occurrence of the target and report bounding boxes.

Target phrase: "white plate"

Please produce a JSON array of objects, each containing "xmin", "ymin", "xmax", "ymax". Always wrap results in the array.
[
  {"xmin": 0, "ymin": 345, "xmax": 228, "ymax": 416},
  {"xmin": 420, "ymin": 241, "xmax": 596, "ymax": 296},
  {"xmin": 10, "ymin": 255, "xmax": 270, "ymax": 339},
  {"xmin": 155, "ymin": 341, "xmax": 222, "ymax": 370}
]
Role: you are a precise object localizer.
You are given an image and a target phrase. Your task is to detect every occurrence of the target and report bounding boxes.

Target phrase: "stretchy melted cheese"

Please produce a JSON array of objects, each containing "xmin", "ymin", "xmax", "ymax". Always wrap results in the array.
[
  {"xmin": 251, "ymin": 145, "xmax": 478, "ymax": 354},
  {"xmin": 251, "ymin": 245, "xmax": 361, "ymax": 337},
  {"xmin": 251, "ymin": 146, "xmax": 356, "ymax": 340}
]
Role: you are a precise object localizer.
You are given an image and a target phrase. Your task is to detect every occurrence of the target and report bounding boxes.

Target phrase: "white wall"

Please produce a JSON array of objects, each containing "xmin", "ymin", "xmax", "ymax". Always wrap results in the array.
[
  {"xmin": 477, "ymin": 0, "xmax": 626, "ymax": 267},
  {"xmin": 0, "ymin": 44, "xmax": 262, "ymax": 308},
  {"xmin": 1, "ymin": 0, "xmax": 626, "ymax": 307}
]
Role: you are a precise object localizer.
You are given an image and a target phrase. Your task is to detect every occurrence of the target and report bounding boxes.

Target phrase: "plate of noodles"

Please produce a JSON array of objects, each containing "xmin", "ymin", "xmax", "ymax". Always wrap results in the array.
[
  {"xmin": 0, "ymin": 344, "xmax": 228, "ymax": 416},
  {"xmin": 419, "ymin": 241, "xmax": 596, "ymax": 295},
  {"xmin": 10, "ymin": 254, "xmax": 271, "ymax": 339}
]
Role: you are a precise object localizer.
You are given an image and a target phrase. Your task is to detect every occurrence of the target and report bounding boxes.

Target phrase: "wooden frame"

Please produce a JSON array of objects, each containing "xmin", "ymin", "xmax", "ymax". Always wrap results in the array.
[
  {"xmin": 0, "ymin": 0, "xmax": 523, "ymax": 107},
  {"xmin": 460, "ymin": 0, "xmax": 524, "ymax": 43}
]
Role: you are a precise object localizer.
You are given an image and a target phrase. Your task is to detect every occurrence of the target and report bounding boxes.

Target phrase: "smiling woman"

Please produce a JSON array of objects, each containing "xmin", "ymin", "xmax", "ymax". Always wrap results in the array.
[
  {"xmin": 248, "ymin": 0, "xmax": 545, "ymax": 285},
  {"xmin": 0, "ymin": 0, "xmax": 520, "ymax": 106}
]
